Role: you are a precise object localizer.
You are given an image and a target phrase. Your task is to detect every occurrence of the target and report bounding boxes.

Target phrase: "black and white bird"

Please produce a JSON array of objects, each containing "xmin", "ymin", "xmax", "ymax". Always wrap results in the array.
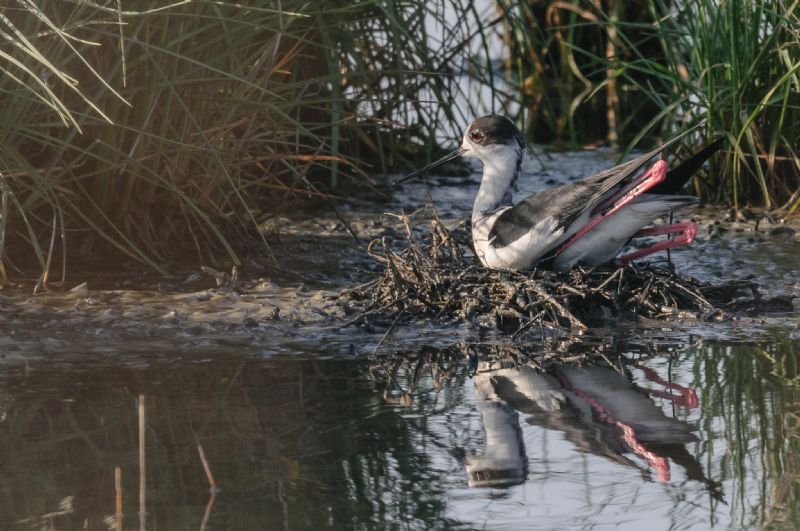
[{"xmin": 396, "ymin": 115, "xmax": 721, "ymax": 270}]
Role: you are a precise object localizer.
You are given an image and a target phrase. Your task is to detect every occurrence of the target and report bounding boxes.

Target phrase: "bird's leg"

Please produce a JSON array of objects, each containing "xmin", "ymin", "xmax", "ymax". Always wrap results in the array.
[
  {"xmin": 666, "ymin": 212, "xmax": 674, "ymax": 269},
  {"xmin": 619, "ymin": 222, "xmax": 697, "ymax": 264},
  {"xmin": 632, "ymin": 363, "xmax": 699, "ymax": 409},
  {"xmin": 591, "ymin": 160, "xmax": 669, "ymax": 216},
  {"xmin": 556, "ymin": 160, "xmax": 669, "ymax": 258}
]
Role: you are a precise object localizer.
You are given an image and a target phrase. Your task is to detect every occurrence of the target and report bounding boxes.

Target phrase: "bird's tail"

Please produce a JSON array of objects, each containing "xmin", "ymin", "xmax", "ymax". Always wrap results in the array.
[{"xmin": 649, "ymin": 138, "xmax": 724, "ymax": 195}]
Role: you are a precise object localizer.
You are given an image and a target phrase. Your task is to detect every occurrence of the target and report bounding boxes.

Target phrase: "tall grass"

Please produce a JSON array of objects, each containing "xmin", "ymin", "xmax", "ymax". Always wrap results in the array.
[
  {"xmin": 496, "ymin": 0, "xmax": 666, "ymax": 144},
  {"xmin": 499, "ymin": 0, "xmax": 799, "ymax": 209},
  {"xmin": 0, "ymin": 0, "xmax": 495, "ymax": 280},
  {"xmin": 2, "ymin": 0, "xmax": 798, "ymax": 279},
  {"xmin": 612, "ymin": 0, "xmax": 800, "ymax": 210}
]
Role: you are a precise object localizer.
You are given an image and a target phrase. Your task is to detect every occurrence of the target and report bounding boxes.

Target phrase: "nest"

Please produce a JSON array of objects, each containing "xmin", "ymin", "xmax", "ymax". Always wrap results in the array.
[{"xmin": 339, "ymin": 212, "xmax": 787, "ymax": 336}]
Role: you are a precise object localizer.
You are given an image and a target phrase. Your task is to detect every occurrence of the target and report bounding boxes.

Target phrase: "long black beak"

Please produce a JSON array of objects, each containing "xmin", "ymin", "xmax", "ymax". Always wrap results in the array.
[{"xmin": 393, "ymin": 147, "xmax": 467, "ymax": 185}]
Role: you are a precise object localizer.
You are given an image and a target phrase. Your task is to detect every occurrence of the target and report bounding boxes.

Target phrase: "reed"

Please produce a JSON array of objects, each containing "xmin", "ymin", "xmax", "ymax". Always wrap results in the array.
[
  {"xmin": 0, "ymin": 1, "xmax": 493, "ymax": 278},
  {"xmin": 498, "ymin": 0, "xmax": 799, "ymax": 208},
  {"xmin": 2, "ymin": 0, "xmax": 798, "ymax": 277},
  {"xmin": 609, "ymin": 0, "xmax": 799, "ymax": 210},
  {"xmin": 495, "ymin": 0, "xmax": 664, "ymax": 144}
]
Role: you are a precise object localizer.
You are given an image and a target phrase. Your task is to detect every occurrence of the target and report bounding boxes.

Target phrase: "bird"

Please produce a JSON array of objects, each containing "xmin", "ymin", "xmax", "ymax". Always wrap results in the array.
[{"xmin": 395, "ymin": 115, "xmax": 722, "ymax": 270}]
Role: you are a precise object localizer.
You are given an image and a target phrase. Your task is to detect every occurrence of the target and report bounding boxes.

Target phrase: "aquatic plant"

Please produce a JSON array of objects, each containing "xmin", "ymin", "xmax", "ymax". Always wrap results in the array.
[
  {"xmin": 498, "ymin": 0, "xmax": 799, "ymax": 209},
  {"xmin": 608, "ymin": 0, "xmax": 800, "ymax": 210},
  {"xmin": 0, "ymin": 1, "xmax": 493, "ymax": 280},
  {"xmin": 495, "ymin": 0, "xmax": 668, "ymax": 144},
  {"xmin": 2, "ymin": 0, "xmax": 797, "ymax": 280}
]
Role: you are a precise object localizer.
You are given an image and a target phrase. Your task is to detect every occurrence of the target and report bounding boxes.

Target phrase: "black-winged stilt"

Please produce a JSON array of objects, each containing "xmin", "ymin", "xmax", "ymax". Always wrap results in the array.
[{"xmin": 396, "ymin": 115, "xmax": 721, "ymax": 270}]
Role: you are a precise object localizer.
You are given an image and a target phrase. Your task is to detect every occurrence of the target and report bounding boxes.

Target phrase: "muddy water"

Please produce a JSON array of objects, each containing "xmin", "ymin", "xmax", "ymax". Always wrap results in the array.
[{"xmin": 1, "ymin": 150, "xmax": 799, "ymax": 530}]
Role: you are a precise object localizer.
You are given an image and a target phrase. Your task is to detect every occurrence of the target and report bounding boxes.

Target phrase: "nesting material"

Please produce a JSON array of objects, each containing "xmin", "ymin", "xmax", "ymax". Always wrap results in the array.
[{"xmin": 339, "ymin": 212, "xmax": 786, "ymax": 335}]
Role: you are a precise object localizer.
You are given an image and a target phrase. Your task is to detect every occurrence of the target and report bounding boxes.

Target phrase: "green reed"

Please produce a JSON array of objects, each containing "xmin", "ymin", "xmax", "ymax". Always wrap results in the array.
[
  {"xmin": 2, "ymin": 1, "xmax": 798, "ymax": 278},
  {"xmin": 617, "ymin": 0, "xmax": 799, "ymax": 210},
  {"xmin": 0, "ymin": 0, "xmax": 493, "ymax": 278},
  {"xmin": 498, "ymin": 0, "xmax": 799, "ymax": 209}
]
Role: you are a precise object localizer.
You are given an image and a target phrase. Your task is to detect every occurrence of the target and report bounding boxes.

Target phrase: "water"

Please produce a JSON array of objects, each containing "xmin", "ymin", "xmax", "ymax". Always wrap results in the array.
[
  {"xmin": 1, "ymin": 150, "xmax": 798, "ymax": 530},
  {"xmin": 0, "ymin": 334, "xmax": 797, "ymax": 530}
]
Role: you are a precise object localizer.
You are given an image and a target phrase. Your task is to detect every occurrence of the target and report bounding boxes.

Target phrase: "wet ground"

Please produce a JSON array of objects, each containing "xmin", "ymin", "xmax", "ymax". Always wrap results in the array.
[{"xmin": 1, "ymin": 149, "xmax": 799, "ymax": 530}]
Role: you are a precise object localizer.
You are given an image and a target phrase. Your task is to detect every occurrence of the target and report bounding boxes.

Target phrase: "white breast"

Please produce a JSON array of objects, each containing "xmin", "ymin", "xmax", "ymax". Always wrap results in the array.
[{"xmin": 472, "ymin": 211, "xmax": 566, "ymax": 270}]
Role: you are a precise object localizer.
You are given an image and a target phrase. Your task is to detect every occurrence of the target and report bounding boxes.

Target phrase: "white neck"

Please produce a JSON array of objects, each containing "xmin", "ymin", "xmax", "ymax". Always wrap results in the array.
[{"xmin": 472, "ymin": 146, "xmax": 521, "ymax": 220}]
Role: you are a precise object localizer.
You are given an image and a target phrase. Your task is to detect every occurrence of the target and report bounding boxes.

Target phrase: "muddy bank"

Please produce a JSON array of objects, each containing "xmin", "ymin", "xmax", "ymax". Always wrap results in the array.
[
  {"xmin": 0, "ymin": 149, "xmax": 798, "ymax": 357},
  {"xmin": 0, "ymin": 214, "xmax": 796, "ymax": 360}
]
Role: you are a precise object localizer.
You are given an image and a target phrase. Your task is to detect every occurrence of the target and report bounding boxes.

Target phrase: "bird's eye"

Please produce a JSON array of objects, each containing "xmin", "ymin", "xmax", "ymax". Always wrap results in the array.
[{"xmin": 470, "ymin": 130, "xmax": 484, "ymax": 143}]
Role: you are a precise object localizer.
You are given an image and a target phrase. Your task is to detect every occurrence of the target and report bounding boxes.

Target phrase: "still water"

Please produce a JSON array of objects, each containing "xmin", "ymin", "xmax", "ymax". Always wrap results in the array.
[
  {"xmin": 0, "ymin": 333, "xmax": 797, "ymax": 530},
  {"xmin": 1, "ymin": 149, "xmax": 798, "ymax": 530}
]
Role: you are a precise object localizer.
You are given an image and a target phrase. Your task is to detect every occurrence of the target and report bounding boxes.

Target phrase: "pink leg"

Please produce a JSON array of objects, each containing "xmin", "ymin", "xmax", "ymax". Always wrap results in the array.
[
  {"xmin": 555, "ymin": 371, "xmax": 671, "ymax": 481},
  {"xmin": 556, "ymin": 161, "xmax": 669, "ymax": 258},
  {"xmin": 619, "ymin": 221, "xmax": 697, "ymax": 264},
  {"xmin": 633, "ymin": 363, "xmax": 699, "ymax": 409},
  {"xmin": 590, "ymin": 160, "xmax": 669, "ymax": 216}
]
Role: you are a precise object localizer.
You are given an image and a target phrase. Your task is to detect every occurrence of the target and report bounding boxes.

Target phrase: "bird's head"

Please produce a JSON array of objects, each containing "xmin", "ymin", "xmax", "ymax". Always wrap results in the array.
[
  {"xmin": 395, "ymin": 115, "xmax": 524, "ymax": 185},
  {"xmin": 460, "ymin": 115, "xmax": 525, "ymax": 164}
]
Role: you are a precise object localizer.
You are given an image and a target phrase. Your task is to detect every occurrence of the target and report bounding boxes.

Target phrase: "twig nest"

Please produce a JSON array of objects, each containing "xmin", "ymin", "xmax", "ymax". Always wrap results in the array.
[{"xmin": 339, "ymin": 211, "xmax": 784, "ymax": 336}]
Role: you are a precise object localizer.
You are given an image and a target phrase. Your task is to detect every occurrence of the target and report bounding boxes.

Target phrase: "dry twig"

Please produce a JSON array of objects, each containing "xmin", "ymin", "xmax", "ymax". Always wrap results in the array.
[{"xmin": 339, "ymin": 210, "xmax": 782, "ymax": 336}]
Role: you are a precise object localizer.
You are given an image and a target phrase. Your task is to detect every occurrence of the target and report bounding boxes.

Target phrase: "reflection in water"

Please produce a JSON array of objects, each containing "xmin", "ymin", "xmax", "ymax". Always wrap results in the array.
[
  {"xmin": 695, "ymin": 336, "xmax": 800, "ymax": 528},
  {"xmin": 466, "ymin": 362, "xmax": 721, "ymax": 497},
  {"xmin": 466, "ymin": 372, "xmax": 527, "ymax": 487},
  {"xmin": 0, "ymin": 333, "xmax": 796, "ymax": 529},
  {"xmin": 0, "ymin": 357, "xmax": 461, "ymax": 530}
]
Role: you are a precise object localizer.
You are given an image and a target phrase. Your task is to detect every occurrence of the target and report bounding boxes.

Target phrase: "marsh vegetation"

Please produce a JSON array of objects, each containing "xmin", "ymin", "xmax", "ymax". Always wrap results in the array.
[
  {"xmin": 1, "ymin": 3, "xmax": 799, "ymax": 528},
  {"xmin": 0, "ymin": 0, "xmax": 797, "ymax": 278}
]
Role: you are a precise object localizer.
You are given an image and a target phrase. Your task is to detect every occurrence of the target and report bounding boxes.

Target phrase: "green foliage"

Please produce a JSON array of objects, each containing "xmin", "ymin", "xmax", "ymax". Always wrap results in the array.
[
  {"xmin": 0, "ymin": 0, "xmax": 492, "ymax": 279},
  {"xmin": 1, "ymin": 0, "xmax": 798, "ymax": 278},
  {"xmin": 614, "ymin": 0, "xmax": 800, "ymax": 209},
  {"xmin": 498, "ymin": 0, "xmax": 799, "ymax": 208},
  {"xmin": 496, "ymin": 0, "xmax": 664, "ymax": 144}
]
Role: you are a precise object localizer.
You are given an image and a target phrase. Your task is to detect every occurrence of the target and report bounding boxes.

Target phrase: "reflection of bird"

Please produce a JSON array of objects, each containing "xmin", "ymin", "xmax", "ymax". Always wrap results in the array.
[
  {"xmin": 556, "ymin": 365, "xmax": 698, "ymax": 446},
  {"xmin": 465, "ymin": 372, "xmax": 528, "ymax": 488},
  {"xmin": 398, "ymin": 116, "xmax": 721, "ymax": 270},
  {"xmin": 465, "ymin": 362, "xmax": 721, "ymax": 498}
]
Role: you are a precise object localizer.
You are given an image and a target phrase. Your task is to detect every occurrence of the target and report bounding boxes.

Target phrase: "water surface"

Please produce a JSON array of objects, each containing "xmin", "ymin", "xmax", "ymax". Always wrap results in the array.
[
  {"xmin": 1, "ymin": 149, "xmax": 798, "ymax": 530},
  {"xmin": 0, "ymin": 331, "xmax": 798, "ymax": 530}
]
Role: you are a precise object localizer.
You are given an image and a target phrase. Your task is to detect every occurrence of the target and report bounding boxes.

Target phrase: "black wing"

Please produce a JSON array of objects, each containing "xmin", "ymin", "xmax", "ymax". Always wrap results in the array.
[
  {"xmin": 650, "ymin": 138, "xmax": 724, "ymax": 195},
  {"xmin": 489, "ymin": 181, "xmax": 602, "ymax": 247},
  {"xmin": 490, "ymin": 124, "xmax": 706, "ymax": 247}
]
